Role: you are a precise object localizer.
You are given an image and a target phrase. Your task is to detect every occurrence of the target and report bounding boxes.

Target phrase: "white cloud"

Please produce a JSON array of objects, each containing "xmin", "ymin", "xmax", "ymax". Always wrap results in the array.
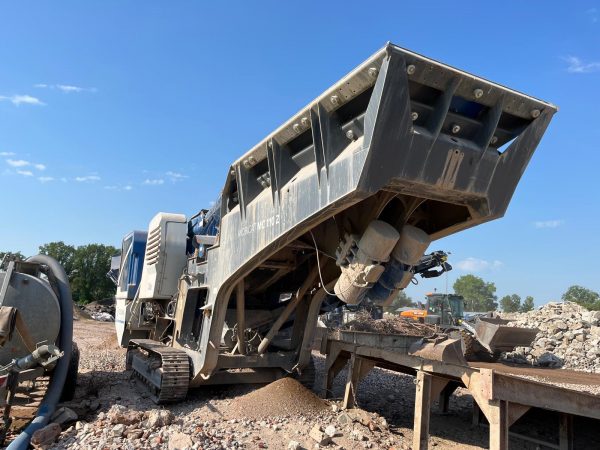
[
  {"xmin": 564, "ymin": 56, "xmax": 600, "ymax": 73},
  {"xmin": 57, "ymin": 85, "xmax": 84, "ymax": 93},
  {"xmin": 75, "ymin": 175, "xmax": 101, "ymax": 182},
  {"xmin": 166, "ymin": 171, "xmax": 188, "ymax": 182},
  {"xmin": 105, "ymin": 184, "xmax": 134, "ymax": 191},
  {"xmin": 0, "ymin": 94, "xmax": 45, "ymax": 106},
  {"xmin": 534, "ymin": 219, "xmax": 564, "ymax": 229},
  {"xmin": 38, "ymin": 176, "xmax": 54, "ymax": 183},
  {"xmin": 143, "ymin": 178, "xmax": 165, "ymax": 186},
  {"xmin": 5, "ymin": 159, "xmax": 46, "ymax": 171},
  {"xmin": 6, "ymin": 159, "xmax": 29, "ymax": 167},
  {"xmin": 60, "ymin": 177, "xmax": 68, "ymax": 183},
  {"xmin": 0, "ymin": 152, "xmax": 15, "ymax": 156},
  {"xmin": 16, "ymin": 170, "xmax": 34, "ymax": 177},
  {"xmin": 456, "ymin": 257, "xmax": 503, "ymax": 272},
  {"xmin": 34, "ymin": 83, "xmax": 96, "ymax": 93}
]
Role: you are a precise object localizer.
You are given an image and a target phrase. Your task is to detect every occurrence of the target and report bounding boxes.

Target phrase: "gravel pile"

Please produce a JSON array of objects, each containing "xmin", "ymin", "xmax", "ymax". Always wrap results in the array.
[
  {"xmin": 504, "ymin": 301, "xmax": 600, "ymax": 372},
  {"xmin": 233, "ymin": 377, "xmax": 327, "ymax": 418},
  {"xmin": 341, "ymin": 311, "xmax": 435, "ymax": 336}
]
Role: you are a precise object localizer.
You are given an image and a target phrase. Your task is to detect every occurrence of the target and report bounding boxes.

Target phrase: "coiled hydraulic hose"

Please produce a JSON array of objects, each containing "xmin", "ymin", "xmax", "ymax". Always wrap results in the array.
[{"xmin": 7, "ymin": 255, "xmax": 73, "ymax": 450}]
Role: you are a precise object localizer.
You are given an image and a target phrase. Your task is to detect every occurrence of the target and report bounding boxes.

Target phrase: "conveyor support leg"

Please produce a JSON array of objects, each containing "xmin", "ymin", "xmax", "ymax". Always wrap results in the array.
[
  {"xmin": 559, "ymin": 413, "xmax": 573, "ymax": 450},
  {"xmin": 488, "ymin": 399, "xmax": 509, "ymax": 450},
  {"xmin": 342, "ymin": 354, "xmax": 375, "ymax": 409},
  {"xmin": 413, "ymin": 371, "xmax": 432, "ymax": 450}
]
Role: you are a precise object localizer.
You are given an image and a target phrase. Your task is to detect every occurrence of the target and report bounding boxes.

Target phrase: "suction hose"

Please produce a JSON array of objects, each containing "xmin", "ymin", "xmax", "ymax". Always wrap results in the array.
[{"xmin": 7, "ymin": 255, "xmax": 73, "ymax": 450}]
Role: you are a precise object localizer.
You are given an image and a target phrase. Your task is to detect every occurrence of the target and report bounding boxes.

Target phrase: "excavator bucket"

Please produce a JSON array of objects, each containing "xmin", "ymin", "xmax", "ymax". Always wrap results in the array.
[
  {"xmin": 473, "ymin": 317, "xmax": 539, "ymax": 353},
  {"xmin": 409, "ymin": 335, "xmax": 467, "ymax": 366}
]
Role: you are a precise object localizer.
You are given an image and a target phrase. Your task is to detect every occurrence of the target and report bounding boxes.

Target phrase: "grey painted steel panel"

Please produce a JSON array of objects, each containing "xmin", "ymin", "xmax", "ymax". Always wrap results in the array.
[
  {"xmin": 0, "ymin": 272, "xmax": 61, "ymax": 365},
  {"xmin": 170, "ymin": 43, "xmax": 556, "ymax": 385}
]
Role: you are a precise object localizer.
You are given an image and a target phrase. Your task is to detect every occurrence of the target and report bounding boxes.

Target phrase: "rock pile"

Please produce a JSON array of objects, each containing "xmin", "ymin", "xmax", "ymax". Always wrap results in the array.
[
  {"xmin": 47, "ymin": 401, "xmax": 405, "ymax": 450},
  {"xmin": 504, "ymin": 301, "xmax": 600, "ymax": 372},
  {"xmin": 82, "ymin": 298, "xmax": 116, "ymax": 322}
]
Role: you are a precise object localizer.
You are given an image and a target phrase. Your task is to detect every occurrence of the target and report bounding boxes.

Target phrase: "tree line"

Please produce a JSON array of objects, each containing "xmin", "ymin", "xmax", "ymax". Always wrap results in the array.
[
  {"xmin": 3, "ymin": 246, "xmax": 599, "ymax": 312},
  {"xmin": 1, "ymin": 242, "xmax": 118, "ymax": 304},
  {"xmin": 384, "ymin": 273, "xmax": 599, "ymax": 313}
]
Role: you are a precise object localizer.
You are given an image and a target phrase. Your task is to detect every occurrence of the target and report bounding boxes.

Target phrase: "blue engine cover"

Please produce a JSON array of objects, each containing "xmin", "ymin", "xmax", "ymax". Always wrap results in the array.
[
  {"xmin": 120, "ymin": 230, "xmax": 147, "ymax": 299},
  {"xmin": 187, "ymin": 196, "xmax": 221, "ymax": 257}
]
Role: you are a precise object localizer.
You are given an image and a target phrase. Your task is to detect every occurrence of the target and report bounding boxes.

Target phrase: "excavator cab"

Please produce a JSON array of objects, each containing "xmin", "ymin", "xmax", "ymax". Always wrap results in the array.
[
  {"xmin": 427, "ymin": 293, "xmax": 465, "ymax": 326},
  {"xmin": 401, "ymin": 293, "xmax": 464, "ymax": 325}
]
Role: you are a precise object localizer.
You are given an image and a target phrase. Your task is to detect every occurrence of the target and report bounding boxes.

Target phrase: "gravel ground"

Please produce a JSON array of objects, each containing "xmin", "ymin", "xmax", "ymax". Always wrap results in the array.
[{"xmin": 13, "ymin": 318, "xmax": 598, "ymax": 450}]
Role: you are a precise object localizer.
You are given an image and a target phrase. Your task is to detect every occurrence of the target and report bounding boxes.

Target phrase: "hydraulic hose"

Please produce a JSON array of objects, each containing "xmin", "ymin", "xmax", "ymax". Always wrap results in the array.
[{"xmin": 7, "ymin": 255, "xmax": 73, "ymax": 450}]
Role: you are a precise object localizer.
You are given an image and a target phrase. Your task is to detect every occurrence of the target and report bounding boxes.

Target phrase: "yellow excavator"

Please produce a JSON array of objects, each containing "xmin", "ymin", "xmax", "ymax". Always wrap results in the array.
[{"xmin": 401, "ymin": 292, "xmax": 465, "ymax": 325}]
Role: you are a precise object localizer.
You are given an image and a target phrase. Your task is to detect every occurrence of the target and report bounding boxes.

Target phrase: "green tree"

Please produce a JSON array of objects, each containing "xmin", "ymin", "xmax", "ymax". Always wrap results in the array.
[
  {"xmin": 39, "ymin": 241, "xmax": 76, "ymax": 279},
  {"xmin": 453, "ymin": 275, "xmax": 497, "ymax": 312},
  {"xmin": 562, "ymin": 285, "xmax": 600, "ymax": 311},
  {"xmin": 70, "ymin": 244, "xmax": 118, "ymax": 303},
  {"xmin": 383, "ymin": 290, "xmax": 414, "ymax": 313},
  {"xmin": 499, "ymin": 294, "xmax": 521, "ymax": 313},
  {"xmin": 0, "ymin": 251, "xmax": 25, "ymax": 269},
  {"xmin": 520, "ymin": 296, "xmax": 535, "ymax": 312}
]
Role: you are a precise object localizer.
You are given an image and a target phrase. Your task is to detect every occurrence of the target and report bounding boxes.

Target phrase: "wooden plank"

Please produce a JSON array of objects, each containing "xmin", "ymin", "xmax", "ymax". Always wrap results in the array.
[
  {"xmin": 326, "ymin": 354, "xmax": 348, "ymax": 399},
  {"xmin": 507, "ymin": 402, "xmax": 530, "ymax": 427},
  {"xmin": 343, "ymin": 353, "xmax": 359, "ymax": 409},
  {"xmin": 488, "ymin": 400, "xmax": 509, "ymax": 450},
  {"xmin": 430, "ymin": 376, "xmax": 450, "ymax": 401},
  {"xmin": 472, "ymin": 402, "xmax": 481, "ymax": 426},
  {"xmin": 493, "ymin": 373, "xmax": 600, "ymax": 420},
  {"xmin": 413, "ymin": 371, "xmax": 432, "ymax": 450},
  {"xmin": 559, "ymin": 413, "xmax": 573, "ymax": 450},
  {"xmin": 437, "ymin": 382, "xmax": 457, "ymax": 414},
  {"xmin": 341, "ymin": 354, "xmax": 375, "ymax": 409}
]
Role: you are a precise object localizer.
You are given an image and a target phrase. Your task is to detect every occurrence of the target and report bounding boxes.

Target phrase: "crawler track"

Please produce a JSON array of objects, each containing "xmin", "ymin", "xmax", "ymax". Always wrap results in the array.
[{"xmin": 127, "ymin": 339, "xmax": 190, "ymax": 403}]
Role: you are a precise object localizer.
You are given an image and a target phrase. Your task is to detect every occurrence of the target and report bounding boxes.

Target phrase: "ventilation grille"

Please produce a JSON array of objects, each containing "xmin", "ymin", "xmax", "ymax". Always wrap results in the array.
[{"xmin": 145, "ymin": 225, "xmax": 162, "ymax": 266}]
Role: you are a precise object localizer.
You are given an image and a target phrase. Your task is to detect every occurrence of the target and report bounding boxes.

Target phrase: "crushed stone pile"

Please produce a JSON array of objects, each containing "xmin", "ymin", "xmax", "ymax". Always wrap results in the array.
[
  {"xmin": 233, "ymin": 377, "xmax": 328, "ymax": 418},
  {"xmin": 82, "ymin": 298, "xmax": 116, "ymax": 322},
  {"xmin": 341, "ymin": 311, "xmax": 436, "ymax": 337},
  {"xmin": 504, "ymin": 301, "xmax": 600, "ymax": 372}
]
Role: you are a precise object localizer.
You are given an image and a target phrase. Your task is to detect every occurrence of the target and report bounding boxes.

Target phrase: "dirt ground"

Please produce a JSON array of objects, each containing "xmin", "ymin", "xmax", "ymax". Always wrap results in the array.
[{"xmin": 27, "ymin": 319, "xmax": 599, "ymax": 449}]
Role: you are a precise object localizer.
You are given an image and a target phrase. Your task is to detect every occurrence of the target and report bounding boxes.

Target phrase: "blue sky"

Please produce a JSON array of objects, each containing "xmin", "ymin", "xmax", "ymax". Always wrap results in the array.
[{"xmin": 1, "ymin": 2, "xmax": 599, "ymax": 306}]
